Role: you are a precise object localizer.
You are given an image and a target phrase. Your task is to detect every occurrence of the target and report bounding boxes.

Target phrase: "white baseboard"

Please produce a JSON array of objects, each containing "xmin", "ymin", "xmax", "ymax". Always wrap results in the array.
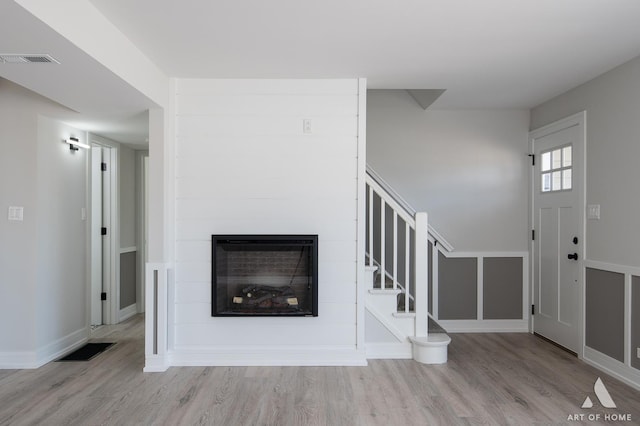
[
  {"xmin": 169, "ymin": 346, "xmax": 367, "ymax": 367},
  {"xmin": 119, "ymin": 304, "xmax": 138, "ymax": 322},
  {"xmin": 583, "ymin": 346, "xmax": 640, "ymax": 391},
  {"xmin": 1, "ymin": 328, "xmax": 89, "ymax": 369},
  {"xmin": 437, "ymin": 319, "xmax": 529, "ymax": 333},
  {"xmin": 36, "ymin": 328, "xmax": 88, "ymax": 367},
  {"xmin": 0, "ymin": 351, "xmax": 39, "ymax": 369},
  {"xmin": 144, "ymin": 355, "xmax": 170, "ymax": 372},
  {"xmin": 365, "ymin": 342, "xmax": 412, "ymax": 359}
]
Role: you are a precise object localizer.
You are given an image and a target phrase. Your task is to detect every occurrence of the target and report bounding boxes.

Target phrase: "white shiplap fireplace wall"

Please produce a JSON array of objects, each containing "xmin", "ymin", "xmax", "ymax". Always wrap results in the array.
[{"xmin": 171, "ymin": 79, "xmax": 367, "ymax": 366}]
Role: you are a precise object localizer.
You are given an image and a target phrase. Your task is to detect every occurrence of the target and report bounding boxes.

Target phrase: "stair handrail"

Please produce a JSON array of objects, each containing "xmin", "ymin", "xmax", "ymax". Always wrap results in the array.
[{"xmin": 366, "ymin": 165, "xmax": 454, "ymax": 252}]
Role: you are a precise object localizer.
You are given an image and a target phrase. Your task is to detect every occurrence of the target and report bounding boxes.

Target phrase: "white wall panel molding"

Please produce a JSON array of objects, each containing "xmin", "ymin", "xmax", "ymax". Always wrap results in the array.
[
  {"xmin": 584, "ymin": 346, "xmax": 640, "ymax": 391},
  {"xmin": 438, "ymin": 319, "xmax": 529, "ymax": 333}
]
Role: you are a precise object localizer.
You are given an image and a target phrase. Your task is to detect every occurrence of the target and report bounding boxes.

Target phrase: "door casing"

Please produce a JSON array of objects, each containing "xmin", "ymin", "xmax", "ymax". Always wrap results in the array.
[{"xmin": 529, "ymin": 111, "xmax": 586, "ymax": 358}]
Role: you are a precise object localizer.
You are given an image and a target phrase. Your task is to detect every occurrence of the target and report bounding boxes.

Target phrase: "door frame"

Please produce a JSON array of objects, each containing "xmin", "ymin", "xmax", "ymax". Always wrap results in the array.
[{"xmin": 529, "ymin": 111, "xmax": 586, "ymax": 358}]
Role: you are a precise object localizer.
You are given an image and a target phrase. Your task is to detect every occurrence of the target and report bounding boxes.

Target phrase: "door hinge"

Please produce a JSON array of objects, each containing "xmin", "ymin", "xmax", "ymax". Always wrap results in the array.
[
  {"xmin": 531, "ymin": 304, "xmax": 535, "ymax": 315},
  {"xmin": 528, "ymin": 154, "xmax": 535, "ymax": 166},
  {"xmin": 101, "ymin": 292, "xmax": 107, "ymax": 301},
  {"xmin": 101, "ymin": 162, "xmax": 107, "ymax": 171},
  {"xmin": 101, "ymin": 227, "xmax": 107, "ymax": 236},
  {"xmin": 532, "ymin": 229, "xmax": 535, "ymax": 241}
]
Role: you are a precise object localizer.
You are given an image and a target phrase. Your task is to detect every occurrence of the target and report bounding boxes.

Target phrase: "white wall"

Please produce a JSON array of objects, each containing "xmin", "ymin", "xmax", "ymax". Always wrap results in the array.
[
  {"xmin": 0, "ymin": 79, "xmax": 39, "ymax": 358},
  {"xmin": 0, "ymin": 79, "xmax": 88, "ymax": 367},
  {"xmin": 367, "ymin": 90, "xmax": 530, "ymax": 252},
  {"xmin": 172, "ymin": 79, "xmax": 364, "ymax": 365},
  {"xmin": 530, "ymin": 55, "xmax": 640, "ymax": 267},
  {"xmin": 36, "ymin": 116, "xmax": 88, "ymax": 353}
]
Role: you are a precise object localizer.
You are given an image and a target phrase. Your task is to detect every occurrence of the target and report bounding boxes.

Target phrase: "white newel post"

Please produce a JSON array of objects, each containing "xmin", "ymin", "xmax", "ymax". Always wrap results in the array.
[
  {"xmin": 409, "ymin": 211, "xmax": 449, "ymax": 364},
  {"xmin": 414, "ymin": 212, "xmax": 429, "ymax": 337}
]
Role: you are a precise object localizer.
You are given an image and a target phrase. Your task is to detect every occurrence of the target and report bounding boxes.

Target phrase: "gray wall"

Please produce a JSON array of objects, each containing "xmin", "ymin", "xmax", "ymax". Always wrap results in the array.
[
  {"xmin": 531, "ymin": 55, "xmax": 640, "ymax": 268},
  {"xmin": 0, "ymin": 78, "xmax": 39, "ymax": 352},
  {"xmin": 531, "ymin": 53, "xmax": 640, "ymax": 371},
  {"xmin": 119, "ymin": 144, "xmax": 137, "ymax": 310},
  {"xmin": 367, "ymin": 90, "xmax": 530, "ymax": 252},
  {"xmin": 585, "ymin": 268, "xmax": 625, "ymax": 362},
  {"xmin": 0, "ymin": 78, "xmax": 88, "ymax": 361},
  {"xmin": 119, "ymin": 145, "xmax": 137, "ymax": 248}
]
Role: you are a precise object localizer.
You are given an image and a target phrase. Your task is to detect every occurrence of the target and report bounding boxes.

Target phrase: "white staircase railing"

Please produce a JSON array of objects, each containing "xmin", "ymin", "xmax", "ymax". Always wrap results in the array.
[
  {"xmin": 365, "ymin": 168, "xmax": 451, "ymax": 364},
  {"xmin": 366, "ymin": 172, "xmax": 429, "ymax": 338}
]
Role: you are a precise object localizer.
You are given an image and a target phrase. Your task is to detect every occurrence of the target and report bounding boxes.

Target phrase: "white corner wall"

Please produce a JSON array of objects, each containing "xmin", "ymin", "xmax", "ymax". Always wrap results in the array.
[
  {"xmin": 367, "ymin": 90, "xmax": 530, "ymax": 252},
  {"xmin": 171, "ymin": 79, "xmax": 365, "ymax": 366},
  {"xmin": 0, "ymin": 79, "xmax": 89, "ymax": 368}
]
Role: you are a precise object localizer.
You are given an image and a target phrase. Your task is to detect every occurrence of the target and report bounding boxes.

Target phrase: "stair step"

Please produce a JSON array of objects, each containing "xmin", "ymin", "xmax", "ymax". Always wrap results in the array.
[
  {"xmin": 368, "ymin": 289, "xmax": 401, "ymax": 295},
  {"xmin": 392, "ymin": 312, "xmax": 415, "ymax": 318}
]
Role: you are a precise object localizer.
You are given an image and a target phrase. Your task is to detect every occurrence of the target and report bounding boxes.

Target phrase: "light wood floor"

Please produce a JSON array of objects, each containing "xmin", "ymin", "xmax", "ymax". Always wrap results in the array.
[{"xmin": 1, "ymin": 316, "xmax": 639, "ymax": 425}]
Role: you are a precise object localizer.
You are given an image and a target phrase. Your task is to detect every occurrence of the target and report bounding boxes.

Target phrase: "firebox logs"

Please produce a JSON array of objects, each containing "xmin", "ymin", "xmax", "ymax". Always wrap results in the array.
[{"xmin": 232, "ymin": 285, "xmax": 299, "ymax": 310}]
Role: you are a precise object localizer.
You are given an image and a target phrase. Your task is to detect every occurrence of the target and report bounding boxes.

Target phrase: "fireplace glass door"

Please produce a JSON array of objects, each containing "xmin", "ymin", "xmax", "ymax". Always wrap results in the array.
[{"xmin": 212, "ymin": 235, "xmax": 318, "ymax": 316}]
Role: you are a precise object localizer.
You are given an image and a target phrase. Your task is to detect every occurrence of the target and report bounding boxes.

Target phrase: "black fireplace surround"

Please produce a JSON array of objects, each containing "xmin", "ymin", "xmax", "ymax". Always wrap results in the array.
[{"xmin": 212, "ymin": 235, "xmax": 318, "ymax": 317}]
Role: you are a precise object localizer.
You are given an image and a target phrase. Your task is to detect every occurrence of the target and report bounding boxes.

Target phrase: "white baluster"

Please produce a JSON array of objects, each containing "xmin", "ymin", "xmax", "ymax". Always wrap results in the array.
[
  {"xmin": 380, "ymin": 199, "xmax": 385, "ymax": 289},
  {"xmin": 368, "ymin": 185, "xmax": 373, "ymax": 267},
  {"xmin": 405, "ymin": 222, "xmax": 410, "ymax": 313},
  {"xmin": 393, "ymin": 212, "xmax": 398, "ymax": 291}
]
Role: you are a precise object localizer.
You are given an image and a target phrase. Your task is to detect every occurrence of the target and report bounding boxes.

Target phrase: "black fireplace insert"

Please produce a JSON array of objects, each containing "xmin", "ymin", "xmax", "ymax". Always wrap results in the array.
[{"xmin": 212, "ymin": 235, "xmax": 318, "ymax": 316}]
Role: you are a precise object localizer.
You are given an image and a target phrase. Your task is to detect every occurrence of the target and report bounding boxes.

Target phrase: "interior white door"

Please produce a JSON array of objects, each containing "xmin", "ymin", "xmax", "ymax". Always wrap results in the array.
[
  {"xmin": 532, "ymin": 121, "xmax": 583, "ymax": 353},
  {"xmin": 90, "ymin": 146, "xmax": 103, "ymax": 326}
]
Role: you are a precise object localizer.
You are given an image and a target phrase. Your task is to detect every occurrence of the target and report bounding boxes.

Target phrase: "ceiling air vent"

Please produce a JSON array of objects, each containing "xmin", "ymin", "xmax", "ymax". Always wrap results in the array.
[{"xmin": 0, "ymin": 54, "xmax": 60, "ymax": 64}]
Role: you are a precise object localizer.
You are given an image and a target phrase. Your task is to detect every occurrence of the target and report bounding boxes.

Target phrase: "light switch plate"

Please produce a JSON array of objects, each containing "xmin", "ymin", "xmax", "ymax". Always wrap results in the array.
[
  {"xmin": 8, "ymin": 206, "xmax": 24, "ymax": 221},
  {"xmin": 587, "ymin": 204, "xmax": 600, "ymax": 220},
  {"xmin": 303, "ymin": 119, "xmax": 312, "ymax": 134}
]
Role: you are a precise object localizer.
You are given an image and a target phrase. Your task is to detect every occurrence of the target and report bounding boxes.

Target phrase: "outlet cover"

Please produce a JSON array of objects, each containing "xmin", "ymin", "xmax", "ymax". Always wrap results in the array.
[{"xmin": 637, "ymin": 347, "xmax": 640, "ymax": 359}]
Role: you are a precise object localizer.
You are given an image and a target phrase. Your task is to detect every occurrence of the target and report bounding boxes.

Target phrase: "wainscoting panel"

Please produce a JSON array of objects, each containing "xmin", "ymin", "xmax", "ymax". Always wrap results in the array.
[
  {"xmin": 120, "ymin": 250, "xmax": 137, "ymax": 309},
  {"xmin": 438, "ymin": 253, "xmax": 477, "ymax": 320},
  {"xmin": 632, "ymin": 275, "xmax": 640, "ymax": 370},
  {"xmin": 585, "ymin": 267, "xmax": 625, "ymax": 362},
  {"xmin": 483, "ymin": 257, "xmax": 523, "ymax": 320}
]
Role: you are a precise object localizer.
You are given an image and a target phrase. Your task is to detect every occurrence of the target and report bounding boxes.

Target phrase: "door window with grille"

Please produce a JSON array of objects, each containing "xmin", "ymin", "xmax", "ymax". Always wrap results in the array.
[{"xmin": 541, "ymin": 145, "xmax": 572, "ymax": 192}]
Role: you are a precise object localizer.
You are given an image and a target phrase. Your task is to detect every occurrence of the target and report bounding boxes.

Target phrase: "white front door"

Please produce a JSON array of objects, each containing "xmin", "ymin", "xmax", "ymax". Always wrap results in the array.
[{"xmin": 531, "ymin": 113, "xmax": 585, "ymax": 354}]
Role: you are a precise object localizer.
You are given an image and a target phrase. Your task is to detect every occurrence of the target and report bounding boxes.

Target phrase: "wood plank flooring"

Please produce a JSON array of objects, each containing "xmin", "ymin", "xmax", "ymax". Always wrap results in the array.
[{"xmin": 1, "ymin": 315, "xmax": 639, "ymax": 425}]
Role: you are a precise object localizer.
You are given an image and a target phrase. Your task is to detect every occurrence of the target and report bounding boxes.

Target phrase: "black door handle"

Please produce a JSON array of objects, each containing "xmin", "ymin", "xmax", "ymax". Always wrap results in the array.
[{"xmin": 568, "ymin": 253, "xmax": 578, "ymax": 260}]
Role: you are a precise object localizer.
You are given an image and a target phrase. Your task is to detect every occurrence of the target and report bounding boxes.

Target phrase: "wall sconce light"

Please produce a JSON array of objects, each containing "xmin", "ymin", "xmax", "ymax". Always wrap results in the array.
[{"xmin": 65, "ymin": 137, "xmax": 90, "ymax": 151}]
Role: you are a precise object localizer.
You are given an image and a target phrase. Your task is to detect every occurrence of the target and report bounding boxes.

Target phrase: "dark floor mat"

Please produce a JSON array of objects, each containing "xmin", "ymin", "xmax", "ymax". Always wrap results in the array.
[{"xmin": 57, "ymin": 342, "xmax": 114, "ymax": 361}]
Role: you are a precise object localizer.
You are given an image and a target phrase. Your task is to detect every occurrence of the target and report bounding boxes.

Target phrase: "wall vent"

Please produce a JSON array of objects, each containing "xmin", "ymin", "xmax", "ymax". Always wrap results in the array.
[{"xmin": 0, "ymin": 54, "xmax": 60, "ymax": 64}]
